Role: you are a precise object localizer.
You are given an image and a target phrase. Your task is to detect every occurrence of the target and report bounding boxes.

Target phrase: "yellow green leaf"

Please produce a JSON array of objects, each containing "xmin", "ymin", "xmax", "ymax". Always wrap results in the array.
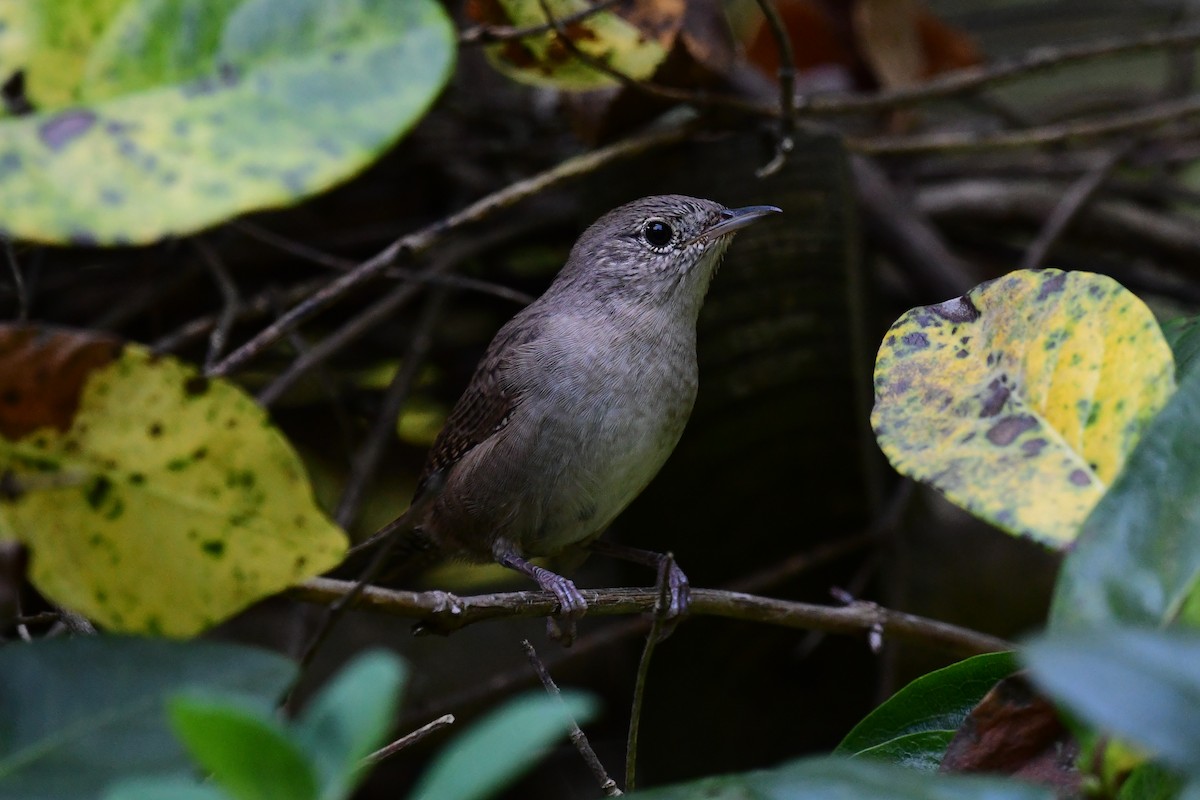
[
  {"xmin": 871, "ymin": 269, "xmax": 1175, "ymax": 546},
  {"xmin": 0, "ymin": 0, "xmax": 129, "ymax": 110},
  {"xmin": 480, "ymin": 0, "xmax": 680, "ymax": 90},
  {"xmin": 0, "ymin": 325, "xmax": 347, "ymax": 636}
]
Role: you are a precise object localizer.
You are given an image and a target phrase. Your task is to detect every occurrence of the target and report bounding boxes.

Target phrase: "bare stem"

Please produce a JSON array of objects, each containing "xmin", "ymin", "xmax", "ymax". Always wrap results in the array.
[
  {"xmin": 523, "ymin": 640, "xmax": 623, "ymax": 796},
  {"xmin": 360, "ymin": 714, "xmax": 455, "ymax": 767}
]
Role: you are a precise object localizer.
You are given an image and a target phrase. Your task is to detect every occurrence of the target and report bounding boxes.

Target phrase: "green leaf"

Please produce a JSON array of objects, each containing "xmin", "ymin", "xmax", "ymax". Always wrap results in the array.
[
  {"xmin": 168, "ymin": 696, "xmax": 318, "ymax": 800},
  {"xmin": 292, "ymin": 650, "xmax": 406, "ymax": 800},
  {"xmin": 105, "ymin": 777, "xmax": 231, "ymax": 800},
  {"xmin": 0, "ymin": 0, "xmax": 128, "ymax": 109},
  {"xmin": 1023, "ymin": 628, "xmax": 1200, "ymax": 775},
  {"xmin": 0, "ymin": 636, "xmax": 295, "ymax": 800},
  {"xmin": 1163, "ymin": 315, "xmax": 1200, "ymax": 379},
  {"xmin": 850, "ymin": 731, "xmax": 954, "ymax": 772},
  {"xmin": 411, "ymin": 692, "xmax": 597, "ymax": 800},
  {"xmin": 1117, "ymin": 763, "xmax": 1185, "ymax": 800},
  {"xmin": 0, "ymin": 0, "xmax": 455, "ymax": 244},
  {"xmin": 872, "ymin": 269, "xmax": 1174, "ymax": 546},
  {"xmin": 1049, "ymin": 358, "xmax": 1200, "ymax": 629},
  {"xmin": 0, "ymin": 325, "xmax": 347, "ymax": 636},
  {"xmin": 837, "ymin": 651, "xmax": 1016, "ymax": 768},
  {"xmin": 625, "ymin": 756, "xmax": 1054, "ymax": 799}
]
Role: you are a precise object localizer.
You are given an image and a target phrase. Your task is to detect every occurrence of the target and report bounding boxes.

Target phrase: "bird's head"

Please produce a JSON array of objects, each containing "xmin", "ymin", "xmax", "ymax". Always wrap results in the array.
[{"xmin": 555, "ymin": 194, "xmax": 781, "ymax": 313}]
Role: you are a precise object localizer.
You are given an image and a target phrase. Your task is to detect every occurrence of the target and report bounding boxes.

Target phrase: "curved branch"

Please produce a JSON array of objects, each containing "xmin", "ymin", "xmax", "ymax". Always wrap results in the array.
[
  {"xmin": 805, "ymin": 23, "xmax": 1200, "ymax": 116},
  {"xmin": 287, "ymin": 578, "xmax": 1011, "ymax": 657}
]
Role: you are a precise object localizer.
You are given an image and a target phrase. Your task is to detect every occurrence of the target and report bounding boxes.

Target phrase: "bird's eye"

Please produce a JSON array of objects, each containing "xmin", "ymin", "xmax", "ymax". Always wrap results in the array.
[{"xmin": 641, "ymin": 219, "xmax": 674, "ymax": 248}]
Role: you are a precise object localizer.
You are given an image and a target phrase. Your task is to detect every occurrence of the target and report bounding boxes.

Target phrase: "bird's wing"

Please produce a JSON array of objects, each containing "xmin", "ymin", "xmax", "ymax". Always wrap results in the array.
[{"xmin": 414, "ymin": 314, "xmax": 542, "ymax": 497}]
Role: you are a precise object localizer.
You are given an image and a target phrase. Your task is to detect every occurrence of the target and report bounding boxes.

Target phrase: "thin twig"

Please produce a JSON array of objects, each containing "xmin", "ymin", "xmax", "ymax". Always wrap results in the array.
[
  {"xmin": 255, "ymin": 228, "xmax": 535, "ymax": 406},
  {"xmin": 850, "ymin": 94, "xmax": 1200, "ymax": 155},
  {"xmin": 209, "ymin": 122, "xmax": 695, "ymax": 379},
  {"xmin": 233, "ymin": 219, "xmax": 535, "ymax": 305},
  {"xmin": 288, "ymin": 581, "xmax": 1012, "ymax": 656},
  {"xmin": 625, "ymin": 555, "xmax": 673, "ymax": 792},
  {"xmin": 335, "ymin": 288, "xmax": 449, "ymax": 529},
  {"xmin": 192, "ymin": 238, "xmax": 241, "ymax": 370},
  {"xmin": 801, "ymin": 23, "xmax": 1200, "ymax": 117},
  {"xmin": 256, "ymin": 284, "xmax": 420, "ymax": 406},
  {"xmin": 798, "ymin": 556, "xmax": 882, "ymax": 660},
  {"xmin": 752, "ymin": 0, "xmax": 796, "ymax": 177},
  {"xmin": 152, "ymin": 278, "xmax": 327, "ymax": 354},
  {"xmin": 232, "ymin": 220, "xmax": 358, "ymax": 270},
  {"xmin": 360, "ymin": 714, "xmax": 455, "ymax": 767},
  {"xmin": 523, "ymin": 640, "xmax": 623, "ymax": 796},
  {"xmin": 459, "ymin": 0, "xmax": 626, "ymax": 45},
  {"xmin": 1019, "ymin": 143, "xmax": 1133, "ymax": 270}
]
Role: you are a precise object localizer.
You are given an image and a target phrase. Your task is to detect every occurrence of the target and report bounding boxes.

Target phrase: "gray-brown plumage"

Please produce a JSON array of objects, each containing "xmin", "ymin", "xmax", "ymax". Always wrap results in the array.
[{"xmin": 368, "ymin": 195, "xmax": 780, "ymax": 636}]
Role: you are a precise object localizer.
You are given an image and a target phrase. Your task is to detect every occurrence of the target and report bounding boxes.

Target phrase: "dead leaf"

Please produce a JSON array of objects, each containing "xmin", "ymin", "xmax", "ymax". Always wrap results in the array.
[
  {"xmin": 744, "ymin": 0, "xmax": 981, "ymax": 94},
  {"xmin": 941, "ymin": 672, "xmax": 1081, "ymax": 794},
  {"xmin": 0, "ymin": 327, "xmax": 123, "ymax": 440},
  {"xmin": 853, "ymin": 0, "xmax": 925, "ymax": 91}
]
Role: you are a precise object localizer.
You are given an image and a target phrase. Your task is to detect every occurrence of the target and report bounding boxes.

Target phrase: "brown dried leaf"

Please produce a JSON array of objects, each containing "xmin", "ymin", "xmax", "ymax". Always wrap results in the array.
[
  {"xmin": 941, "ymin": 672, "xmax": 1081, "ymax": 794},
  {"xmin": 744, "ymin": 0, "xmax": 859, "ymax": 83},
  {"xmin": 853, "ymin": 0, "xmax": 925, "ymax": 91},
  {"xmin": 0, "ymin": 327, "xmax": 122, "ymax": 440},
  {"xmin": 743, "ymin": 0, "xmax": 981, "ymax": 94}
]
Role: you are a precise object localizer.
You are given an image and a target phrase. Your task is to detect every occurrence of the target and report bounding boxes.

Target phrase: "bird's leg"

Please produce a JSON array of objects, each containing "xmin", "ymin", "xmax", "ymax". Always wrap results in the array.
[
  {"xmin": 590, "ymin": 539, "xmax": 690, "ymax": 623},
  {"xmin": 495, "ymin": 546, "xmax": 587, "ymax": 645}
]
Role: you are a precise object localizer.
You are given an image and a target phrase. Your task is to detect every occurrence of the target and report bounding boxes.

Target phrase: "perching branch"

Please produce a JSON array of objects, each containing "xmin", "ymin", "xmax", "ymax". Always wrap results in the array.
[{"xmin": 288, "ymin": 579, "xmax": 1012, "ymax": 657}]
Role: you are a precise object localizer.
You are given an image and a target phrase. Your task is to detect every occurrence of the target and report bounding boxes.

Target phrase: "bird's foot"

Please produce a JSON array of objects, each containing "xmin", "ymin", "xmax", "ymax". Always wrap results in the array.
[
  {"xmin": 538, "ymin": 568, "xmax": 586, "ymax": 646},
  {"xmin": 590, "ymin": 540, "xmax": 691, "ymax": 640},
  {"xmin": 496, "ymin": 549, "xmax": 586, "ymax": 646},
  {"xmin": 651, "ymin": 552, "xmax": 689, "ymax": 641}
]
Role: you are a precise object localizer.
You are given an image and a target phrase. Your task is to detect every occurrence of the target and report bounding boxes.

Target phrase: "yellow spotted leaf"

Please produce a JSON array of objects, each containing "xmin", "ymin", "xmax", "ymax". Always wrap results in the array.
[
  {"xmin": 0, "ymin": 0, "xmax": 456, "ymax": 244},
  {"xmin": 475, "ymin": 0, "xmax": 681, "ymax": 90},
  {"xmin": 871, "ymin": 269, "xmax": 1175, "ymax": 546},
  {"xmin": 0, "ymin": 325, "xmax": 347, "ymax": 636},
  {"xmin": 0, "ymin": 0, "xmax": 129, "ymax": 110}
]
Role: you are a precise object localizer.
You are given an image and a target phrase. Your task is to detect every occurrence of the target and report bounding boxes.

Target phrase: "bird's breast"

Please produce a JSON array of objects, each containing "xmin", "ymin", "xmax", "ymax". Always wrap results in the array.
[{"xmin": 512, "ymin": 312, "xmax": 699, "ymax": 552}]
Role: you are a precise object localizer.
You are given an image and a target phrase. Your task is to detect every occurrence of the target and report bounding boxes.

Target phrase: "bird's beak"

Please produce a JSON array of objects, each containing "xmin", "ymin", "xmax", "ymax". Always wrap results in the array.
[{"xmin": 689, "ymin": 205, "xmax": 782, "ymax": 245}]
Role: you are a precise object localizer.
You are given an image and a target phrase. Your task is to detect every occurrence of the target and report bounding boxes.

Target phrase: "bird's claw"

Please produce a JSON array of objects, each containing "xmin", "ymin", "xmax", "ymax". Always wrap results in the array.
[
  {"xmin": 651, "ymin": 555, "xmax": 690, "ymax": 641},
  {"xmin": 540, "ymin": 570, "xmax": 586, "ymax": 647}
]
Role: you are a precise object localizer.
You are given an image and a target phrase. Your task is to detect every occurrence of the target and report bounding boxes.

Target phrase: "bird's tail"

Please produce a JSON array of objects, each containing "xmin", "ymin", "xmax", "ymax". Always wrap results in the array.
[{"xmin": 341, "ymin": 503, "xmax": 441, "ymax": 586}]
